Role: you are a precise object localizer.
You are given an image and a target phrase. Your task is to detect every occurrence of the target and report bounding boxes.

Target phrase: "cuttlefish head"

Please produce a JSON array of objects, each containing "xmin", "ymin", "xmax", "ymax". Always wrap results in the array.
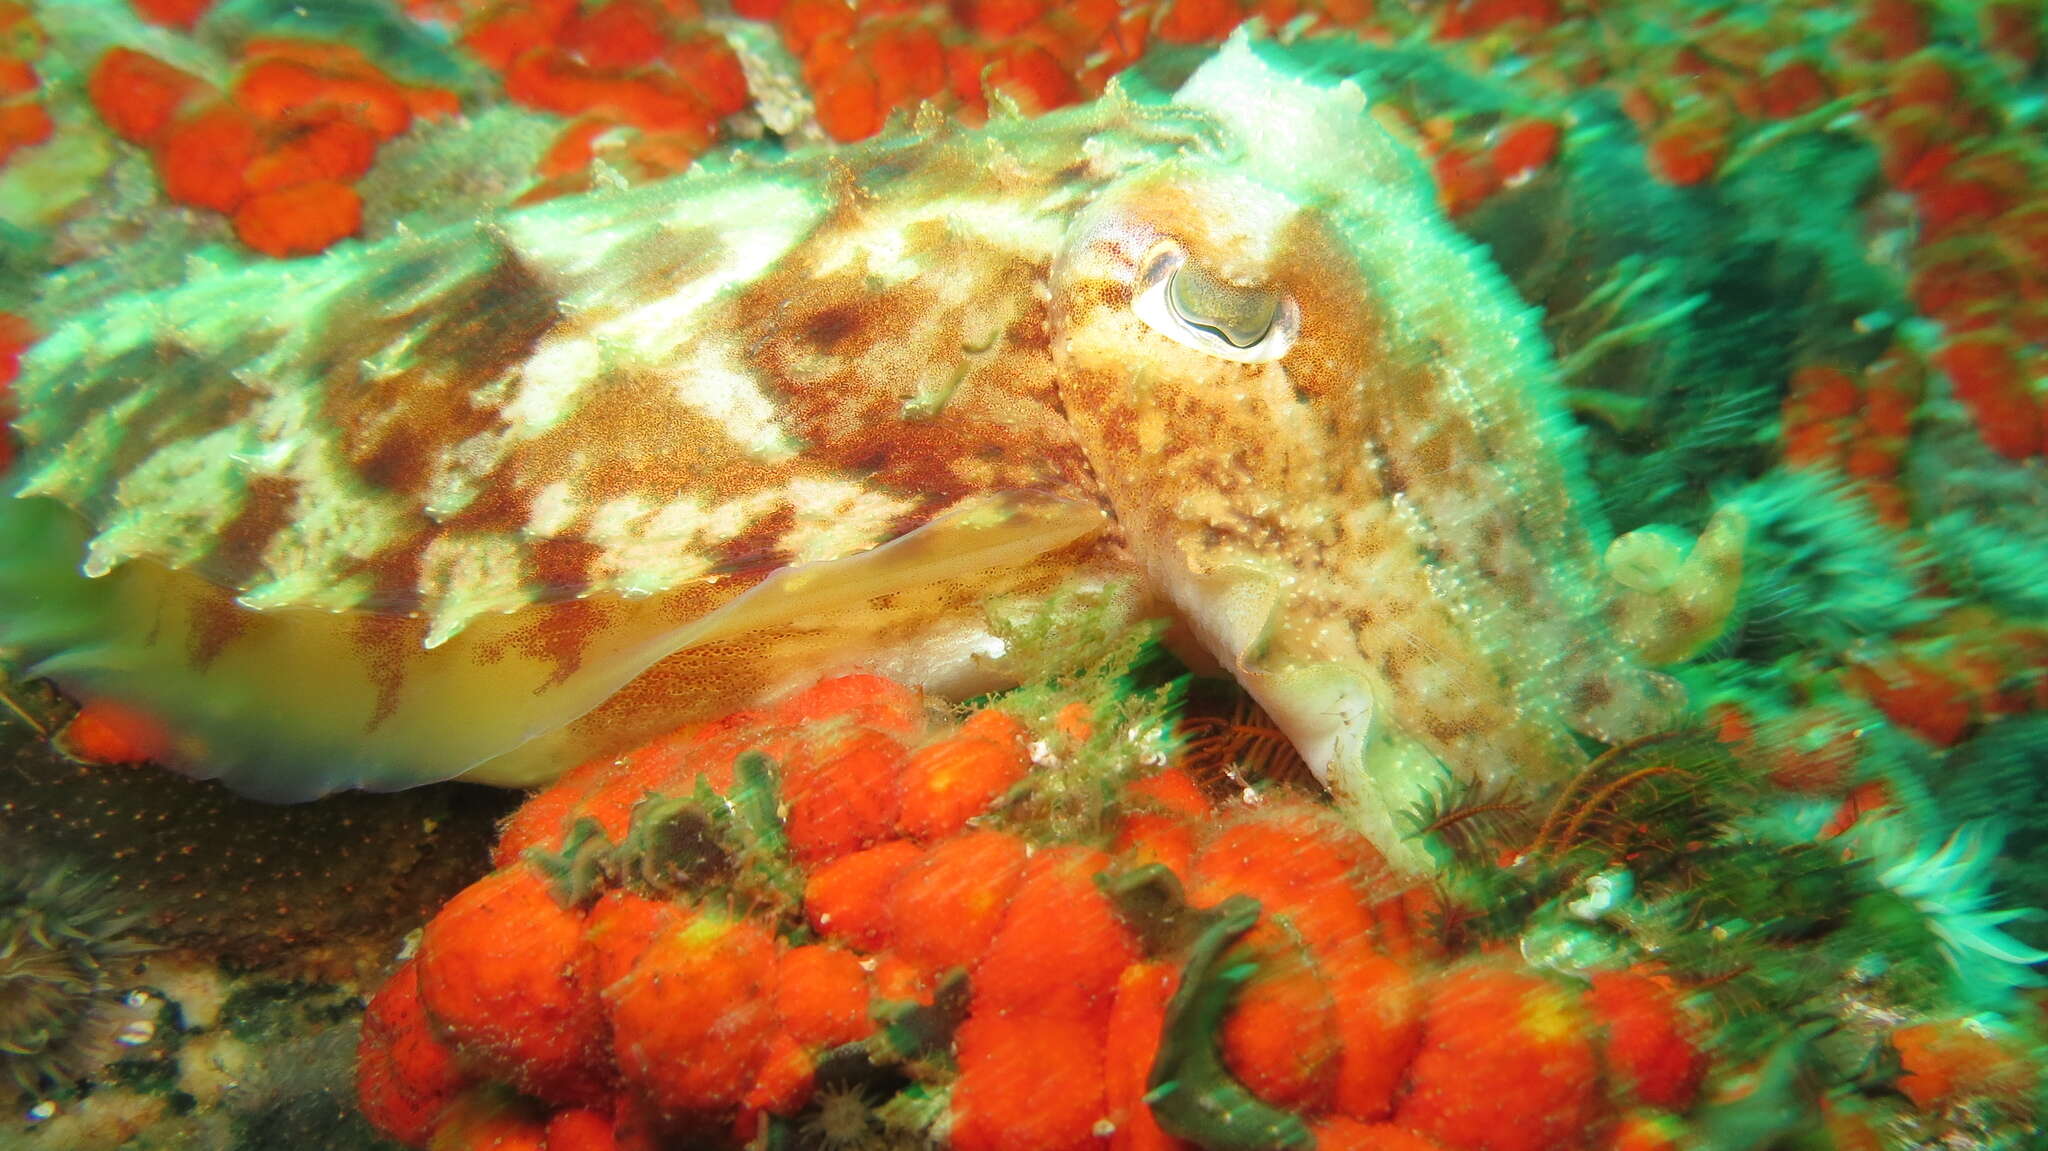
[{"xmin": 1050, "ymin": 37, "xmax": 1589, "ymax": 871}]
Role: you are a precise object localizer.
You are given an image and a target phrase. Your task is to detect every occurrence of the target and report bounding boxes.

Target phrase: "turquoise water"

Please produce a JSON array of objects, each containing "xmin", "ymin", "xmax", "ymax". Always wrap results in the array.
[{"xmin": 3, "ymin": 1, "xmax": 2047, "ymax": 1148}]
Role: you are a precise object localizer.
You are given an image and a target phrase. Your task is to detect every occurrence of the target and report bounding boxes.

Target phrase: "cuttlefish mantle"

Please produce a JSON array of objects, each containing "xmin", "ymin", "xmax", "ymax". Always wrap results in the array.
[{"xmin": 0, "ymin": 34, "xmax": 1736, "ymax": 872}]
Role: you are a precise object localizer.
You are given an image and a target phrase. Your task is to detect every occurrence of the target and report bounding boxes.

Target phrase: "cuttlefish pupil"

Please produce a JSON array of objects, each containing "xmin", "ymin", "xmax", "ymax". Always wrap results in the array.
[
  {"xmin": 1170, "ymin": 262, "xmax": 1278, "ymax": 348},
  {"xmin": 1133, "ymin": 243, "xmax": 1299, "ymax": 363}
]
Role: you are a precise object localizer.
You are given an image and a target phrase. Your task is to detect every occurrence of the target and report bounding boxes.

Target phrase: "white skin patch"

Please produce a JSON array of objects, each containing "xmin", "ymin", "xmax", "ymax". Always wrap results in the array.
[
  {"xmin": 582, "ymin": 489, "xmax": 780, "ymax": 594},
  {"xmin": 668, "ymin": 339, "xmax": 800, "ymax": 462},
  {"xmin": 504, "ymin": 335, "xmax": 604, "ymax": 438},
  {"xmin": 237, "ymin": 391, "xmax": 406, "ymax": 611},
  {"xmin": 419, "ymin": 533, "xmax": 531, "ymax": 647},
  {"xmin": 86, "ymin": 426, "xmax": 254, "ymax": 575},
  {"xmin": 422, "ymin": 426, "xmax": 516, "ymax": 521},
  {"xmin": 779, "ymin": 477, "xmax": 919, "ymax": 564},
  {"xmin": 600, "ymin": 207, "xmax": 827, "ymax": 367},
  {"xmin": 527, "ymin": 480, "xmax": 580, "ymax": 538}
]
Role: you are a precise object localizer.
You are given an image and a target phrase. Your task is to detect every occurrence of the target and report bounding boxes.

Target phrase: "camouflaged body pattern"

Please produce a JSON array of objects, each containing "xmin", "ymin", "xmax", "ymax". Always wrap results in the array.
[{"xmin": 6, "ymin": 39, "xmax": 1682, "ymax": 870}]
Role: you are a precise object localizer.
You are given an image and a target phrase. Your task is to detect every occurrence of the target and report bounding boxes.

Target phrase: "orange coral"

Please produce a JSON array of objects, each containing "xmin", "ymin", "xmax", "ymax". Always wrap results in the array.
[
  {"xmin": 416, "ymin": 868, "xmax": 612, "ymax": 1106},
  {"xmin": 772, "ymin": 943, "xmax": 874, "ymax": 1049},
  {"xmin": 361, "ymin": 678, "xmax": 1744, "ymax": 1150},
  {"xmin": 1606, "ymin": 1112, "xmax": 1690, "ymax": 1151},
  {"xmin": 1585, "ymin": 971, "xmax": 1706, "ymax": 1110},
  {"xmin": 581, "ymin": 888, "xmax": 684, "ymax": 997},
  {"xmin": 357, "ymin": 959, "xmax": 473, "ymax": 1145},
  {"xmin": 1314, "ymin": 1120, "xmax": 1452, "ymax": 1151},
  {"xmin": 1189, "ymin": 804, "xmax": 1379, "ymax": 958},
  {"xmin": 1644, "ymin": 104, "xmax": 1729, "ymax": 186},
  {"xmin": 781, "ymin": 726, "xmax": 910, "ymax": 863},
  {"xmin": 1892, "ymin": 1017, "xmax": 2040, "ymax": 1109},
  {"xmin": 971, "ymin": 845, "xmax": 1141, "ymax": 1024},
  {"xmin": 88, "ymin": 48, "xmax": 203, "ymax": 145},
  {"xmin": 244, "ymin": 116, "xmax": 380, "ymax": 192},
  {"xmin": 0, "ymin": 310, "xmax": 28, "ymax": 473},
  {"xmin": 56, "ymin": 698, "xmax": 173, "ymax": 766},
  {"xmin": 0, "ymin": 93, "xmax": 38, "ymax": 166},
  {"xmin": 1114, "ymin": 811, "xmax": 1199, "ymax": 882},
  {"xmin": 1104, "ymin": 962, "xmax": 1184, "ymax": 1151},
  {"xmin": 772, "ymin": 672, "xmax": 926, "ymax": 734},
  {"xmin": 493, "ymin": 753, "xmax": 615, "ymax": 868},
  {"xmin": 1324, "ymin": 945, "xmax": 1423, "ymax": 1121},
  {"xmin": 887, "ymin": 828, "xmax": 1028, "ymax": 976},
  {"xmin": 950, "ymin": 1014, "xmax": 1109, "ymax": 1151},
  {"xmin": 607, "ymin": 909, "xmax": 779, "ymax": 1113},
  {"xmin": 159, "ymin": 103, "xmax": 265, "ymax": 212},
  {"xmin": 896, "ymin": 728, "xmax": 1030, "ymax": 840},
  {"xmin": 84, "ymin": 38, "xmax": 452, "ymax": 257},
  {"xmin": 802, "ymin": 838, "xmax": 922, "ymax": 950},
  {"xmin": 1219, "ymin": 929, "xmax": 1341, "ymax": 1112},
  {"xmin": 130, "ymin": 0, "xmax": 213, "ymax": 29},
  {"xmin": 1431, "ymin": 140, "xmax": 1501, "ymax": 217},
  {"xmin": 543, "ymin": 1108, "xmax": 620, "ymax": 1150},
  {"xmin": 233, "ymin": 179, "xmax": 363, "ymax": 257},
  {"xmin": 1395, "ymin": 964, "xmax": 1603, "ymax": 1151},
  {"xmin": 1491, "ymin": 117, "xmax": 1560, "ymax": 183},
  {"xmin": 742, "ymin": 1031, "xmax": 817, "ymax": 1115},
  {"xmin": 1935, "ymin": 330, "xmax": 2041, "ymax": 461},
  {"xmin": 1124, "ymin": 767, "xmax": 1211, "ymax": 819}
]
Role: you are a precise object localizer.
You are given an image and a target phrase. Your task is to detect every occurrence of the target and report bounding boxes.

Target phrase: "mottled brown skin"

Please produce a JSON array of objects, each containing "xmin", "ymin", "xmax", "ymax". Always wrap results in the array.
[
  {"xmin": 2, "ymin": 40, "xmax": 1726, "ymax": 869},
  {"xmin": 2, "ymin": 85, "xmax": 1201, "ymax": 799}
]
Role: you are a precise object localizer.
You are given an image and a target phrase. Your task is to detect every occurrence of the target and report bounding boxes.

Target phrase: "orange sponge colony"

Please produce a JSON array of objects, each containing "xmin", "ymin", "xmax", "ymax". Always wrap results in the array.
[
  {"xmin": 356, "ymin": 674, "xmax": 1730, "ymax": 1151},
  {"xmin": 0, "ymin": 3, "xmax": 51, "ymax": 171},
  {"xmin": 1395, "ymin": 965, "xmax": 1602, "ymax": 1151},
  {"xmin": 415, "ymin": 866, "xmax": 614, "ymax": 1107},
  {"xmin": 356, "ymin": 959, "xmax": 473, "ymax": 1147},
  {"xmin": 82, "ymin": 36, "xmax": 456, "ymax": 256}
]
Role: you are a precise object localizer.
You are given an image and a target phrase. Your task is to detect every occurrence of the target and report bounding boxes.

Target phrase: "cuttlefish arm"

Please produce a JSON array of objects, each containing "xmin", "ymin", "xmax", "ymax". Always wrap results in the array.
[{"xmin": 1602, "ymin": 506, "xmax": 1749, "ymax": 668}]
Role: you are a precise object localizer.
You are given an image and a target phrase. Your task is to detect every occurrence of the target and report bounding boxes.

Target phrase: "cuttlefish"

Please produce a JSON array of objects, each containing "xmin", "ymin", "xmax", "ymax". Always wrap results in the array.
[{"xmin": 0, "ymin": 36, "xmax": 1739, "ymax": 872}]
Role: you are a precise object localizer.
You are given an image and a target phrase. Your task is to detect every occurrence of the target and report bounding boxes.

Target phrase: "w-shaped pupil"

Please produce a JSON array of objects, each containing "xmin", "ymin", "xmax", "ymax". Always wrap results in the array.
[{"xmin": 1166, "ymin": 260, "xmax": 1280, "ymax": 349}]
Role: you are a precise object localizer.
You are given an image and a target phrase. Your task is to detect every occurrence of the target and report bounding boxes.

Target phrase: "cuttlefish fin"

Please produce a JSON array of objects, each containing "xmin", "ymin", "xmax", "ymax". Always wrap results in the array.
[
  {"xmin": 465, "ymin": 489, "xmax": 1121, "ymax": 786},
  {"xmin": 660, "ymin": 492, "xmax": 1108, "ymax": 653},
  {"xmin": 0, "ymin": 490, "xmax": 1107, "ymax": 798}
]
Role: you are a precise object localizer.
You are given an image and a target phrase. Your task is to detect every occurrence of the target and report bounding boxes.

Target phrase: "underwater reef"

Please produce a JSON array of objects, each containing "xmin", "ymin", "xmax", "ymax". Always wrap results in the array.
[
  {"xmin": 350, "ymin": 657, "xmax": 2048, "ymax": 1151},
  {"xmin": 0, "ymin": 0, "xmax": 2046, "ymax": 1148}
]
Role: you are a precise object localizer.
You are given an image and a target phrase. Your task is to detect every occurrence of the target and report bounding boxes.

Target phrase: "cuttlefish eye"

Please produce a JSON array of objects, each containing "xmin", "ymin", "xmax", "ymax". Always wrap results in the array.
[{"xmin": 1131, "ymin": 242, "xmax": 1300, "ymax": 364}]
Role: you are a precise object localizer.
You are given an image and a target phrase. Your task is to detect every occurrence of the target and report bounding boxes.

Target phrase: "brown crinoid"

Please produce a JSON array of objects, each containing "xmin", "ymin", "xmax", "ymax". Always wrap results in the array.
[{"xmin": 0, "ymin": 862, "xmax": 155, "ymax": 1100}]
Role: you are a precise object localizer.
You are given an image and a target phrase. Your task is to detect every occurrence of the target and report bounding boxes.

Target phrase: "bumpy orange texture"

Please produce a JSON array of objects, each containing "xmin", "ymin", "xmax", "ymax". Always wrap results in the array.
[
  {"xmin": 1395, "ymin": 964, "xmax": 1603, "ymax": 1151},
  {"xmin": 416, "ymin": 868, "xmax": 611, "ymax": 1106}
]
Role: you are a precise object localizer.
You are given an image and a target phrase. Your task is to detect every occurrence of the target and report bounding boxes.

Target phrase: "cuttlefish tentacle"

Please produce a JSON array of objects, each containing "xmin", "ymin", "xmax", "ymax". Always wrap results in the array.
[
  {"xmin": 6, "ymin": 34, "xmax": 1691, "ymax": 874},
  {"xmin": 1602, "ymin": 507, "xmax": 1749, "ymax": 668}
]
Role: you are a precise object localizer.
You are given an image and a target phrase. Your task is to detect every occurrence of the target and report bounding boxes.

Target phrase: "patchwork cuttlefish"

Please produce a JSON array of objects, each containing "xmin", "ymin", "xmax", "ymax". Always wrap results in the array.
[{"xmin": 1, "ymin": 36, "xmax": 1740, "ymax": 873}]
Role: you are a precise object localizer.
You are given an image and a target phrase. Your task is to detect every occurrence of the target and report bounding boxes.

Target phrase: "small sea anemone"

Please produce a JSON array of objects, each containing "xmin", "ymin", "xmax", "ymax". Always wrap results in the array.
[
  {"xmin": 802, "ymin": 1081, "xmax": 884, "ymax": 1150},
  {"xmin": 1862, "ymin": 822, "xmax": 2048, "ymax": 1002},
  {"xmin": 0, "ymin": 862, "xmax": 155, "ymax": 1100}
]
